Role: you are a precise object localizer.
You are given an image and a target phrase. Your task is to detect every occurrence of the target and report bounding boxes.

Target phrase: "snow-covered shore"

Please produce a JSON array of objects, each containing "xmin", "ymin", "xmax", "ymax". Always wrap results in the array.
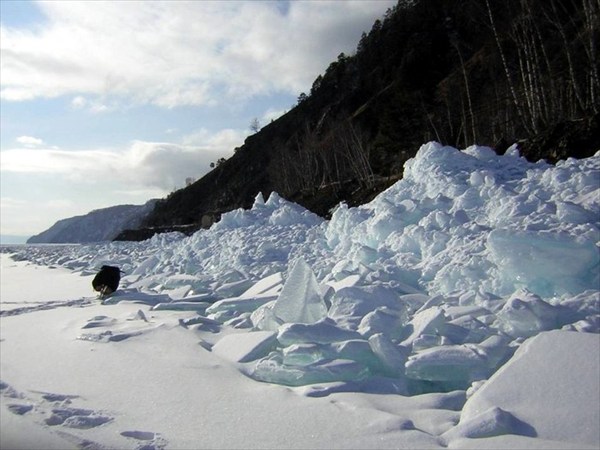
[{"xmin": 1, "ymin": 142, "xmax": 598, "ymax": 449}]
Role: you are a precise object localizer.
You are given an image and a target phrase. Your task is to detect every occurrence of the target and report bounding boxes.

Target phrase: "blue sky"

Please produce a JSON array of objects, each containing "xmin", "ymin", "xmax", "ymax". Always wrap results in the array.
[{"xmin": 0, "ymin": 0, "xmax": 395, "ymax": 239}]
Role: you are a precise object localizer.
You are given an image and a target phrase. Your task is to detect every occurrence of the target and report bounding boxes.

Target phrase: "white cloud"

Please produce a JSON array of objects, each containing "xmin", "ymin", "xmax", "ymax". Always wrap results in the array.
[
  {"xmin": 70, "ymin": 95, "xmax": 112, "ymax": 113},
  {"xmin": 0, "ymin": 0, "xmax": 395, "ymax": 107},
  {"xmin": 70, "ymin": 95, "xmax": 86, "ymax": 108},
  {"xmin": 0, "ymin": 196, "xmax": 67, "ymax": 235},
  {"xmin": 16, "ymin": 135, "xmax": 44, "ymax": 147},
  {"xmin": 0, "ymin": 196, "xmax": 27, "ymax": 209},
  {"xmin": 113, "ymin": 187, "xmax": 166, "ymax": 199},
  {"xmin": 1, "ymin": 127, "xmax": 242, "ymax": 191},
  {"xmin": 42, "ymin": 199, "xmax": 74, "ymax": 212},
  {"xmin": 123, "ymin": 140, "xmax": 228, "ymax": 190},
  {"xmin": 181, "ymin": 128, "xmax": 245, "ymax": 150},
  {"xmin": 1, "ymin": 147, "xmax": 115, "ymax": 175}
]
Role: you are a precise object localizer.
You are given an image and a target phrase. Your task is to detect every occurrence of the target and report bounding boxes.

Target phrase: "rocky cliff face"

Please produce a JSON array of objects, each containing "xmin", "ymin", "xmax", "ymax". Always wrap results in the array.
[{"xmin": 28, "ymin": 201, "xmax": 157, "ymax": 244}]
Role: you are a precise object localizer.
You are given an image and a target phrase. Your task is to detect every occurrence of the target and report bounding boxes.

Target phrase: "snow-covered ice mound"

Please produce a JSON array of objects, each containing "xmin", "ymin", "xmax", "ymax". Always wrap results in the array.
[
  {"xmin": 326, "ymin": 143, "xmax": 599, "ymax": 298},
  {"xmin": 3, "ymin": 142, "xmax": 598, "ymax": 399},
  {"xmin": 452, "ymin": 330, "xmax": 599, "ymax": 447}
]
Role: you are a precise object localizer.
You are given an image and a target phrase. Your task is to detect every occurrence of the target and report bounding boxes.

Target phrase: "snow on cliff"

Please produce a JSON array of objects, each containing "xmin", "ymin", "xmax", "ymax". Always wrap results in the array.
[{"xmin": 26, "ymin": 200, "xmax": 157, "ymax": 244}]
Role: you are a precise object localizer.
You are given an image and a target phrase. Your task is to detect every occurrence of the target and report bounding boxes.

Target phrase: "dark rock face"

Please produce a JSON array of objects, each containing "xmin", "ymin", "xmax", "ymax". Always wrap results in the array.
[{"xmin": 518, "ymin": 115, "xmax": 600, "ymax": 164}]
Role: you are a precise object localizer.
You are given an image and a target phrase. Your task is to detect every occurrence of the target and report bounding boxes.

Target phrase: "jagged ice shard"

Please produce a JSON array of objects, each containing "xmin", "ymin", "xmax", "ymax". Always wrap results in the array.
[{"xmin": 272, "ymin": 258, "xmax": 328, "ymax": 324}]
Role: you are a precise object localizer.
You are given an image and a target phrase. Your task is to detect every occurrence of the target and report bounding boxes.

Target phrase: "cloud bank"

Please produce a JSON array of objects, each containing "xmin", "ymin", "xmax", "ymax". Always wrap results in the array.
[
  {"xmin": 0, "ymin": 129, "xmax": 244, "ymax": 235},
  {"xmin": 1, "ymin": 127, "xmax": 244, "ymax": 191},
  {"xmin": 1, "ymin": 1, "xmax": 395, "ymax": 107}
]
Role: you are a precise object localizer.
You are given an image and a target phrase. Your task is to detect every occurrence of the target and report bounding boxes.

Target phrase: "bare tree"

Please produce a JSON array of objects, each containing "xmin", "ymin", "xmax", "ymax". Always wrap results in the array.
[
  {"xmin": 485, "ymin": 0, "xmax": 529, "ymax": 133},
  {"xmin": 250, "ymin": 118, "xmax": 261, "ymax": 133}
]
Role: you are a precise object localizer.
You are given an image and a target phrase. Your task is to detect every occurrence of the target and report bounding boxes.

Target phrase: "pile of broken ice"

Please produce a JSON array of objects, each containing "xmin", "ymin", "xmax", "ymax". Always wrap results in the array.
[{"xmin": 5, "ymin": 142, "xmax": 599, "ymax": 395}]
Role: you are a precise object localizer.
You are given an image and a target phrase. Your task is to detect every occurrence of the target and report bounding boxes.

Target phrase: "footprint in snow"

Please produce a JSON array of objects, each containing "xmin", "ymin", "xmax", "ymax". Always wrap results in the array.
[
  {"xmin": 54, "ymin": 430, "xmax": 108, "ymax": 450},
  {"xmin": 45, "ymin": 406, "xmax": 112, "ymax": 428},
  {"xmin": 31, "ymin": 390, "xmax": 80, "ymax": 403},
  {"xmin": 63, "ymin": 414, "xmax": 113, "ymax": 429},
  {"xmin": 7, "ymin": 403, "xmax": 34, "ymax": 415},
  {"xmin": 0, "ymin": 298, "xmax": 93, "ymax": 317},
  {"xmin": 0, "ymin": 379, "xmax": 25, "ymax": 399},
  {"xmin": 121, "ymin": 430, "xmax": 168, "ymax": 450},
  {"xmin": 3, "ymin": 383, "xmax": 115, "ymax": 447},
  {"xmin": 14, "ymin": 386, "xmax": 114, "ymax": 430},
  {"xmin": 1, "ymin": 382, "xmax": 34, "ymax": 416},
  {"xmin": 121, "ymin": 431, "xmax": 157, "ymax": 440}
]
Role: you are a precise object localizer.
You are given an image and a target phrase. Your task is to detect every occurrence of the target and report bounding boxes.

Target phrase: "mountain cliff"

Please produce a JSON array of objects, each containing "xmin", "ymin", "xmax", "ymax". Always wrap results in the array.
[
  {"xmin": 117, "ymin": 0, "xmax": 599, "ymax": 240},
  {"xmin": 28, "ymin": 201, "xmax": 157, "ymax": 244}
]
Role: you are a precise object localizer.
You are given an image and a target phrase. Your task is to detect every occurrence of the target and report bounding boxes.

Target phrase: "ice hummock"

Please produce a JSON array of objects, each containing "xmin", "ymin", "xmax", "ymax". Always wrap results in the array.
[{"xmin": 3, "ymin": 142, "xmax": 598, "ymax": 396}]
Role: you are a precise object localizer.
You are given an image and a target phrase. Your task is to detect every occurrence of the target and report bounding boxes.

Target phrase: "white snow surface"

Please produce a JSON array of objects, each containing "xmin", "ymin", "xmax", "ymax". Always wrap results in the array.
[{"xmin": 1, "ymin": 142, "xmax": 599, "ymax": 449}]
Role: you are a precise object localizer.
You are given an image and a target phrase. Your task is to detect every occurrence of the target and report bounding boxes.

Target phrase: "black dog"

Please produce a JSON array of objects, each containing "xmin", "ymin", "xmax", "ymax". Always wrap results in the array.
[{"xmin": 92, "ymin": 265, "xmax": 121, "ymax": 297}]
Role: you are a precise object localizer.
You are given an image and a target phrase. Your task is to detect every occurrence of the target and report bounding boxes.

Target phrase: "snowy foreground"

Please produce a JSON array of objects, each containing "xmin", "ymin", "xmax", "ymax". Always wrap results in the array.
[{"xmin": 1, "ymin": 142, "xmax": 599, "ymax": 449}]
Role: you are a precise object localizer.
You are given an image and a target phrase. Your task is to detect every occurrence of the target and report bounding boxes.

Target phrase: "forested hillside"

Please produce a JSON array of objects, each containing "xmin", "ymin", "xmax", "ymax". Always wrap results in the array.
[{"xmin": 118, "ymin": 0, "xmax": 599, "ymax": 240}]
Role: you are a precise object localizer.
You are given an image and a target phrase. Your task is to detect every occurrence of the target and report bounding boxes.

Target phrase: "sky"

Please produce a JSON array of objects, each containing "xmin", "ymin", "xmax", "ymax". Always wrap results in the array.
[{"xmin": 0, "ymin": 0, "xmax": 396, "ymax": 239}]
